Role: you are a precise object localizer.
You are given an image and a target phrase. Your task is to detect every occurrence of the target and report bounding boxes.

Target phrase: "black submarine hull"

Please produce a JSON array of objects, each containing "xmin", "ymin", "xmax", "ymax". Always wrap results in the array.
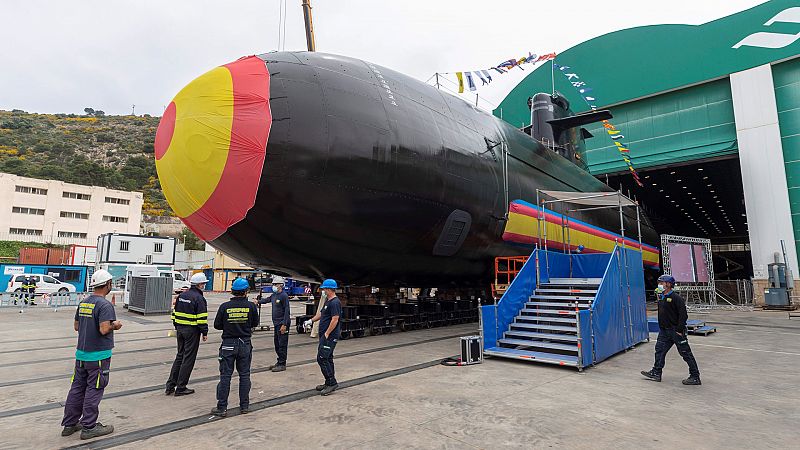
[{"xmin": 154, "ymin": 51, "xmax": 659, "ymax": 287}]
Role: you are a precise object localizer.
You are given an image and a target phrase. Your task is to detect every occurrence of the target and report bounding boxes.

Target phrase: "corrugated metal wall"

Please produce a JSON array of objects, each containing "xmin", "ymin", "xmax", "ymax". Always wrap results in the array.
[
  {"xmin": 582, "ymin": 78, "xmax": 738, "ymax": 174},
  {"xmin": 772, "ymin": 57, "xmax": 800, "ymax": 258}
]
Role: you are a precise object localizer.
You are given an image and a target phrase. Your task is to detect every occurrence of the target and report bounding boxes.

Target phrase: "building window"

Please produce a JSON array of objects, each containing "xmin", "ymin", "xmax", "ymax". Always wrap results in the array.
[
  {"xmin": 9, "ymin": 227, "xmax": 43, "ymax": 236},
  {"xmin": 64, "ymin": 270, "xmax": 80, "ymax": 282},
  {"xmin": 63, "ymin": 191, "xmax": 91, "ymax": 200},
  {"xmin": 154, "ymin": 242, "xmax": 163, "ymax": 253},
  {"xmin": 15, "ymin": 185, "xmax": 47, "ymax": 195},
  {"xmin": 12, "ymin": 206, "xmax": 45, "ymax": 215},
  {"xmin": 105, "ymin": 196, "xmax": 130, "ymax": 205},
  {"xmin": 60, "ymin": 211, "xmax": 89, "ymax": 220},
  {"xmin": 103, "ymin": 215, "xmax": 129, "ymax": 223},
  {"xmin": 119, "ymin": 241, "xmax": 130, "ymax": 251},
  {"xmin": 58, "ymin": 231, "xmax": 88, "ymax": 239}
]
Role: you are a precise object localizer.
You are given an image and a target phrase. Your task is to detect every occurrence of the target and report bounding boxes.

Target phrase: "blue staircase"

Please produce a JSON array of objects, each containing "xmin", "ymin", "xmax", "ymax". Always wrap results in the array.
[
  {"xmin": 487, "ymin": 278, "xmax": 600, "ymax": 367},
  {"xmin": 481, "ymin": 247, "xmax": 649, "ymax": 370}
]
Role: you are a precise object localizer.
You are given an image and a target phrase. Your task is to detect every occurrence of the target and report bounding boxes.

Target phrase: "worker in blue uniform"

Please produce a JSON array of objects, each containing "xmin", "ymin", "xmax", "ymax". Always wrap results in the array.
[
  {"xmin": 305, "ymin": 279, "xmax": 342, "ymax": 396},
  {"xmin": 60, "ymin": 269, "xmax": 122, "ymax": 440},
  {"xmin": 166, "ymin": 273, "xmax": 209, "ymax": 396},
  {"xmin": 212, "ymin": 277, "xmax": 260, "ymax": 416},
  {"xmin": 258, "ymin": 275, "xmax": 291, "ymax": 372},
  {"xmin": 641, "ymin": 275, "xmax": 701, "ymax": 385}
]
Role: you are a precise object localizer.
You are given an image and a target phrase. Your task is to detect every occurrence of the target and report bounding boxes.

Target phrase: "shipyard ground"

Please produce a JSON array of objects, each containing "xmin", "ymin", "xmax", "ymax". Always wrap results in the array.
[{"xmin": 0, "ymin": 293, "xmax": 797, "ymax": 449}]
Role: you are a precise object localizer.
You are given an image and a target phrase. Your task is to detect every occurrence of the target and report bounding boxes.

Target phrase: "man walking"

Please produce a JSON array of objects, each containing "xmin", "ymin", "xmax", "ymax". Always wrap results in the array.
[
  {"xmin": 641, "ymin": 275, "xmax": 701, "ymax": 385},
  {"xmin": 61, "ymin": 269, "xmax": 122, "ymax": 440},
  {"xmin": 166, "ymin": 273, "xmax": 209, "ymax": 396},
  {"xmin": 212, "ymin": 278, "xmax": 259, "ymax": 416},
  {"xmin": 258, "ymin": 276, "xmax": 291, "ymax": 372},
  {"xmin": 306, "ymin": 279, "xmax": 342, "ymax": 396}
]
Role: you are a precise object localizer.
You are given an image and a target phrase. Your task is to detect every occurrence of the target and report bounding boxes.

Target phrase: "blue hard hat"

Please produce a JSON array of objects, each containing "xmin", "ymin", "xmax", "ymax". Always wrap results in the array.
[
  {"xmin": 657, "ymin": 274, "xmax": 675, "ymax": 284},
  {"xmin": 231, "ymin": 278, "xmax": 250, "ymax": 292},
  {"xmin": 320, "ymin": 279, "xmax": 338, "ymax": 289}
]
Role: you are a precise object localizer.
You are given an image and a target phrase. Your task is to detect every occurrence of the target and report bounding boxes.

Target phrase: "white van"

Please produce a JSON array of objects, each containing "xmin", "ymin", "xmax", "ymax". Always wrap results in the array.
[
  {"xmin": 163, "ymin": 271, "xmax": 190, "ymax": 293},
  {"xmin": 6, "ymin": 273, "xmax": 77, "ymax": 294}
]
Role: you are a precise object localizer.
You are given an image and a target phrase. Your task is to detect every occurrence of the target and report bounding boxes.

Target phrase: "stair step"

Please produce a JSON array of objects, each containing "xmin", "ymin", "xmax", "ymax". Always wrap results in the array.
[
  {"xmin": 520, "ymin": 308, "xmax": 577, "ymax": 316},
  {"xmin": 530, "ymin": 294, "xmax": 594, "ymax": 301},
  {"xmin": 546, "ymin": 278, "xmax": 602, "ymax": 286},
  {"xmin": 511, "ymin": 322, "xmax": 577, "ymax": 332},
  {"xmin": 504, "ymin": 330, "xmax": 579, "ymax": 342},
  {"xmin": 526, "ymin": 302, "xmax": 590, "ymax": 308},
  {"xmin": 515, "ymin": 316, "xmax": 577, "ymax": 324},
  {"xmin": 498, "ymin": 338, "xmax": 579, "ymax": 352},
  {"xmin": 484, "ymin": 347, "xmax": 578, "ymax": 366},
  {"xmin": 535, "ymin": 288, "xmax": 598, "ymax": 295}
]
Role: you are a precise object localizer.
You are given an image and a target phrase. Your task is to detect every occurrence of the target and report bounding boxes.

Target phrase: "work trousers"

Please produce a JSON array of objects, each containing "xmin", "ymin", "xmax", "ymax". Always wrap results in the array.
[
  {"xmin": 62, "ymin": 358, "xmax": 111, "ymax": 429},
  {"xmin": 216, "ymin": 338, "xmax": 253, "ymax": 410},
  {"xmin": 274, "ymin": 326, "xmax": 288, "ymax": 366},
  {"xmin": 317, "ymin": 336, "xmax": 338, "ymax": 386},
  {"xmin": 653, "ymin": 329, "xmax": 700, "ymax": 377},
  {"xmin": 166, "ymin": 326, "xmax": 201, "ymax": 390}
]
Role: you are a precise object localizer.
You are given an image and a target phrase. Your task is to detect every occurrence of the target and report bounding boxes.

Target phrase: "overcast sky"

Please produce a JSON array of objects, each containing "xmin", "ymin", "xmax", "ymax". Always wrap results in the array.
[{"xmin": 1, "ymin": 0, "xmax": 765, "ymax": 116}]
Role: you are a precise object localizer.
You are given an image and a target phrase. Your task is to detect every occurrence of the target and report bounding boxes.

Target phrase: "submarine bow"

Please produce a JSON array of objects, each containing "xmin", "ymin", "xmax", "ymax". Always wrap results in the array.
[{"xmin": 154, "ymin": 55, "xmax": 271, "ymax": 241}]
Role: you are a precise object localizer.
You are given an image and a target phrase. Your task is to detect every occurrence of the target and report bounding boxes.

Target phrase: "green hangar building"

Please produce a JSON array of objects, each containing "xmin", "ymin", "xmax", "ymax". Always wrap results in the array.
[{"xmin": 496, "ymin": 0, "xmax": 800, "ymax": 301}]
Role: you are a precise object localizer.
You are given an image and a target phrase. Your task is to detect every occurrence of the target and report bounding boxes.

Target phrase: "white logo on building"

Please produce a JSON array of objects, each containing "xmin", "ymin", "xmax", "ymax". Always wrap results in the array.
[
  {"xmin": 733, "ymin": 7, "xmax": 800, "ymax": 49},
  {"xmin": 3, "ymin": 266, "xmax": 24, "ymax": 275}
]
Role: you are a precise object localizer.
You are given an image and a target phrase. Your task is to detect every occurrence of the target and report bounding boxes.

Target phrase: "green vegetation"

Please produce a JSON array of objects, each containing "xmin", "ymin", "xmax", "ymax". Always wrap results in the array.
[
  {"xmin": 0, "ymin": 240, "xmax": 66, "ymax": 259},
  {"xmin": 0, "ymin": 109, "xmax": 170, "ymax": 216},
  {"xmin": 181, "ymin": 227, "xmax": 205, "ymax": 251}
]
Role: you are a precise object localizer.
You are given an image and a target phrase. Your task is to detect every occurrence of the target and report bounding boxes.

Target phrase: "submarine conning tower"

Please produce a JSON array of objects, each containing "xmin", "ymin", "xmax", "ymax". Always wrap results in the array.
[{"xmin": 525, "ymin": 92, "xmax": 612, "ymax": 171}]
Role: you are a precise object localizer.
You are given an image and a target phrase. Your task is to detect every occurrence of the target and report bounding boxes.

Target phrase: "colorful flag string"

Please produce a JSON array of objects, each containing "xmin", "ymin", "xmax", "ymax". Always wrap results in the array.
[
  {"xmin": 440, "ymin": 51, "xmax": 557, "ymax": 93},
  {"xmin": 553, "ymin": 63, "xmax": 643, "ymax": 187}
]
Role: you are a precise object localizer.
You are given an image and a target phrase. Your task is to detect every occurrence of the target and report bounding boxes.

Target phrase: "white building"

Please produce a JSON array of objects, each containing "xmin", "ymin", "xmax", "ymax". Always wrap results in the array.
[
  {"xmin": 96, "ymin": 233, "xmax": 175, "ymax": 266},
  {"xmin": 0, "ymin": 173, "xmax": 143, "ymax": 245},
  {"xmin": 174, "ymin": 242, "xmax": 215, "ymax": 274}
]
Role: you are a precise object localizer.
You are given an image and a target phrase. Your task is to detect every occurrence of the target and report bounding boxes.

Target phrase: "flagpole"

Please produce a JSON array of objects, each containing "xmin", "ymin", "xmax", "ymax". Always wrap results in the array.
[{"xmin": 551, "ymin": 59, "xmax": 555, "ymax": 95}]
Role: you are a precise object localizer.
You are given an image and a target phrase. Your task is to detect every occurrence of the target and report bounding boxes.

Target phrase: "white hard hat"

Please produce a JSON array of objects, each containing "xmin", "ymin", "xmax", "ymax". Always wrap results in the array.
[
  {"xmin": 89, "ymin": 269, "xmax": 114, "ymax": 288},
  {"xmin": 272, "ymin": 275, "xmax": 285, "ymax": 284},
  {"xmin": 190, "ymin": 273, "xmax": 208, "ymax": 284}
]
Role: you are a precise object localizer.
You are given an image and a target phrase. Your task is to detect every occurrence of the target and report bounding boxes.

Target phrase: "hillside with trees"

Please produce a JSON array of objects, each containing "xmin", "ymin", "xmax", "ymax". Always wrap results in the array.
[{"xmin": 0, "ymin": 109, "xmax": 169, "ymax": 216}]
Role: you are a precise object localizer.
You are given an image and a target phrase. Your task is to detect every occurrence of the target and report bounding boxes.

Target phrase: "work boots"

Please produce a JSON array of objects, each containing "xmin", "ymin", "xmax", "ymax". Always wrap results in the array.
[
  {"xmin": 173, "ymin": 388, "xmax": 195, "ymax": 396},
  {"xmin": 61, "ymin": 425, "xmax": 82, "ymax": 437},
  {"xmin": 320, "ymin": 384, "xmax": 339, "ymax": 396},
  {"xmin": 80, "ymin": 423, "xmax": 114, "ymax": 440},
  {"xmin": 640, "ymin": 370, "xmax": 662, "ymax": 382},
  {"xmin": 271, "ymin": 365, "xmax": 286, "ymax": 372},
  {"xmin": 682, "ymin": 376, "xmax": 702, "ymax": 385}
]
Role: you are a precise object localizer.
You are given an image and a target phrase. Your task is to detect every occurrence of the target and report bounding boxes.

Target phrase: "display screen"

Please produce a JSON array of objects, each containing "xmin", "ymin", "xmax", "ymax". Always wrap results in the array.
[{"xmin": 667, "ymin": 243, "xmax": 709, "ymax": 283}]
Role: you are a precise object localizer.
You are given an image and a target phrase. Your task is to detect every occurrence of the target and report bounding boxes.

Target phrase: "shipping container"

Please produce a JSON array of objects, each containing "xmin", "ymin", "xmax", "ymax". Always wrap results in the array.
[{"xmin": 18, "ymin": 247, "xmax": 70, "ymax": 265}]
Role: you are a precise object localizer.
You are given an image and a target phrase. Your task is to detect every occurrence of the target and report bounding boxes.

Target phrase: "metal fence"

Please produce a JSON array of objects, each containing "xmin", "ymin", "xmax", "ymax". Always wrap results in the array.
[
  {"xmin": 0, "ymin": 232, "xmax": 94, "ymax": 247},
  {"xmin": 684, "ymin": 279, "xmax": 754, "ymax": 312},
  {"xmin": 715, "ymin": 279, "xmax": 755, "ymax": 307},
  {"xmin": 0, "ymin": 291, "xmax": 89, "ymax": 312}
]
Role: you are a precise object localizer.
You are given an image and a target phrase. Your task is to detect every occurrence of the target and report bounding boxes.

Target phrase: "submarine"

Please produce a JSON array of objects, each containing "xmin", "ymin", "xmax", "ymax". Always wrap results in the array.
[{"xmin": 154, "ymin": 51, "xmax": 660, "ymax": 287}]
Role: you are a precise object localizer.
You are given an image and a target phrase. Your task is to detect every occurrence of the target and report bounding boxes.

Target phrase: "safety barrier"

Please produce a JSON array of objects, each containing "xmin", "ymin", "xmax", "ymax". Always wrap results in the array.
[
  {"xmin": 44, "ymin": 292, "xmax": 88, "ymax": 311},
  {"xmin": 0, "ymin": 292, "xmax": 32, "ymax": 312},
  {"xmin": 0, "ymin": 292, "xmax": 88, "ymax": 312}
]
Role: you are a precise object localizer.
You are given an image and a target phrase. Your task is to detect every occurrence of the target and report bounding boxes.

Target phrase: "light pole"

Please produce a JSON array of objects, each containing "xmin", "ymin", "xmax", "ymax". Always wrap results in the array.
[{"xmin": 50, "ymin": 221, "xmax": 55, "ymax": 244}]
